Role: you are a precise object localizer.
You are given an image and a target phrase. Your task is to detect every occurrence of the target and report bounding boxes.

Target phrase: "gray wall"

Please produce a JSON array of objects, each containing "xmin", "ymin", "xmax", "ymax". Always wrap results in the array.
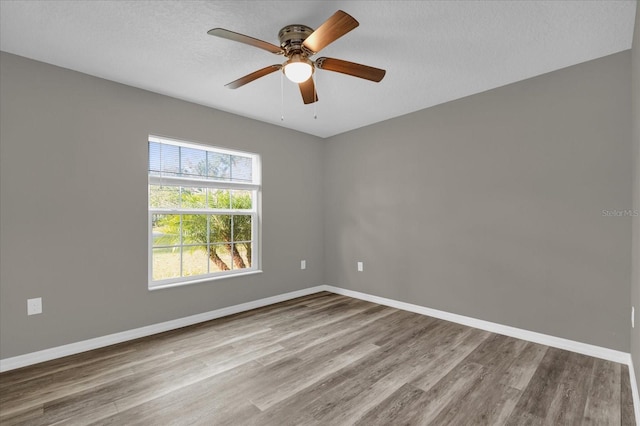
[
  {"xmin": 0, "ymin": 52, "xmax": 325, "ymax": 359},
  {"xmin": 324, "ymin": 51, "xmax": 632, "ymax": 351},
  {"xmin": 631, "ymin": 1, "xmax": 640, "ymax": 385},
  {"xmin": 1, "ymin": 46, "xmax": 635, "ymax": 360}
]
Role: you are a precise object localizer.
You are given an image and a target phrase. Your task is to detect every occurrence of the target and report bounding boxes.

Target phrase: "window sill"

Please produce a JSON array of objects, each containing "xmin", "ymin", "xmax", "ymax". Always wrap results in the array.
[{"xmin": 148, "ymin": 270, "xmax": 263, "ymax": 291}]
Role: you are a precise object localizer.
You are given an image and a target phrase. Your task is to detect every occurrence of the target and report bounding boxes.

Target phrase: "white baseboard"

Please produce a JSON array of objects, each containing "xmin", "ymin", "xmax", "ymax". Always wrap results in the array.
[
  {"xmin": 324, "ymin": 285, "xmax": 630, "ymax": 364},
  {"xmin": 0, "ymin": 286, "xmax": 326, "ymax": 372}
]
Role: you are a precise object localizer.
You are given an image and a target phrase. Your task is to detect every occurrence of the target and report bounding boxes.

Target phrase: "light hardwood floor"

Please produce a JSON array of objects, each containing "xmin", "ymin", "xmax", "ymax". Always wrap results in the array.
[{"xmin": 0, "ymin": 292, "xmax": 635, "ymax": 425}]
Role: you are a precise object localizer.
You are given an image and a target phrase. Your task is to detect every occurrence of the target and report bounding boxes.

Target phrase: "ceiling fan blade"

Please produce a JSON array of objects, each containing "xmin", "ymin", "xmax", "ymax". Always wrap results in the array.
[
  {"xmin": 299, "ymin": 78, "xmax": 318, "ymax": 104},
  {"xmin": 315, "ymin": 57, "xmax": 386, "ymax": 82},
  {"xmin": 302, "ymin": 10, "xmax": 359, "ymax": 54},
  {"xmin": 225, "ymin": 65, "xmax": 282, "ymax": 89},
  {"xmin": 208, "ymin": 28, "xmax": 284, "ymax": 54}
]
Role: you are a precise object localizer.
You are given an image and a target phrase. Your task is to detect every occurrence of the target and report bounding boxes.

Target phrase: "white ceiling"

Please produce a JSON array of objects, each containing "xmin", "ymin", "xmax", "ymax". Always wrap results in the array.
[{"xmin": 0, "ymin": 1, "xmax": 636, "ymax": 138}]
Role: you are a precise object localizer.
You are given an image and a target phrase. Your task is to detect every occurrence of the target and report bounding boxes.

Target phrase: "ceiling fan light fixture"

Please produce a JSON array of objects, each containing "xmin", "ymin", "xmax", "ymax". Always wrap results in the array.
[
  {"xmin": 209, "ymin": 10, "xmax": 385, "ymax": 104},
  {"xmin": 283, "ymin": 55, "xmax": 313, "ymax": 83}
]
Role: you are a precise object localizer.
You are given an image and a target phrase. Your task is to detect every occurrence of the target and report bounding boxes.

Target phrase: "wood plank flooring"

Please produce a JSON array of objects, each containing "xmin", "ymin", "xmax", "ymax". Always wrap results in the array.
[{"xmin": 0, "ymin": 292, "xmax": 635, "ymax": 425}]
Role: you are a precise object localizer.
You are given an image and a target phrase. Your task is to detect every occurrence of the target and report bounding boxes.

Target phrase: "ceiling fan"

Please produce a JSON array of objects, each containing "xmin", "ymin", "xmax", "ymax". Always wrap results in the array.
[{"xmin": 208, "ymin": 10, "xmax": 386, "ymax": 104}]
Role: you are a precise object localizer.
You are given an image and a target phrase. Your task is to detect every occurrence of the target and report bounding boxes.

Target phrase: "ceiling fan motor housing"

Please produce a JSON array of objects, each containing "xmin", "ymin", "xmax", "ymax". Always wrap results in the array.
[{"xmin": 278, "ymin": 25, "xmax": 314, "ymax": 56}]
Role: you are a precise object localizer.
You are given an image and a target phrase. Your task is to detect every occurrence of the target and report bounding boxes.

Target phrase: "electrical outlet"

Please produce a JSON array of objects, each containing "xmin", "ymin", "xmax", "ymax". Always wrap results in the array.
[
  {"xmin": 633, "ymin": 306, "xmax": 635, "ymax": 329},
  {"xmin": 301, "ymin": 260, "xmax": 306, "ymax": 270},
  {"xmin": 27, "ymin": 297, "xmax": 42, "ymax": 315},
  {"xmin": 357, "ymin": 262, "xmax": 363, "ymax": 272}
]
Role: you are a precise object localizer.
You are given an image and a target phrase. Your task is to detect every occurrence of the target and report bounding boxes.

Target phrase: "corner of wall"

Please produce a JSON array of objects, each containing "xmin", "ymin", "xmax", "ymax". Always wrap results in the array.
[{"xmin": 630, "ymin": 0, "xmax": 640, "ymax": 420}]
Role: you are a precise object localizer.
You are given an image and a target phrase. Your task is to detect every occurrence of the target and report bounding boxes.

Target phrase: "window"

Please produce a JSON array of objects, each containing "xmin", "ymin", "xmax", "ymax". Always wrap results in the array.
[{"xmin": 148, "ymin": 136, "xmax": 260, "ymax": 289}]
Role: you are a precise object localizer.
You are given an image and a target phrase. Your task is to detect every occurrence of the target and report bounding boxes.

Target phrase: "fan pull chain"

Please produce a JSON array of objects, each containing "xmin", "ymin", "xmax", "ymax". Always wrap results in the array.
[{"xmin": 280, "ymin": 72, "xmax": 284, "ymax": 121}]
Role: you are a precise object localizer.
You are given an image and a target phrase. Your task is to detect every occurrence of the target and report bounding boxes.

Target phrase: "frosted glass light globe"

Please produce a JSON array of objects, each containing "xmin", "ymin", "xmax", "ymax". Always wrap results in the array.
[{"xmin": 284, "ymin": 57, "xmax": 313, "ymax": 83}]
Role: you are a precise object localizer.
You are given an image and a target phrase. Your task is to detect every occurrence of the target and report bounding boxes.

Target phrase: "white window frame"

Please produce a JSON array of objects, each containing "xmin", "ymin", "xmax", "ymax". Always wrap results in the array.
[{"xmin": 148, "ymin": 135, "xmax": 261, "ymax": 290}]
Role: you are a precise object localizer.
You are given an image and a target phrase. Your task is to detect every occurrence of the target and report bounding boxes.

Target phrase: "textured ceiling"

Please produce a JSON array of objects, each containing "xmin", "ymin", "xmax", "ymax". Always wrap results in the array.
[{"xmin": 0, "ymin": 1, "xmax": 636, "ymax": 138}]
